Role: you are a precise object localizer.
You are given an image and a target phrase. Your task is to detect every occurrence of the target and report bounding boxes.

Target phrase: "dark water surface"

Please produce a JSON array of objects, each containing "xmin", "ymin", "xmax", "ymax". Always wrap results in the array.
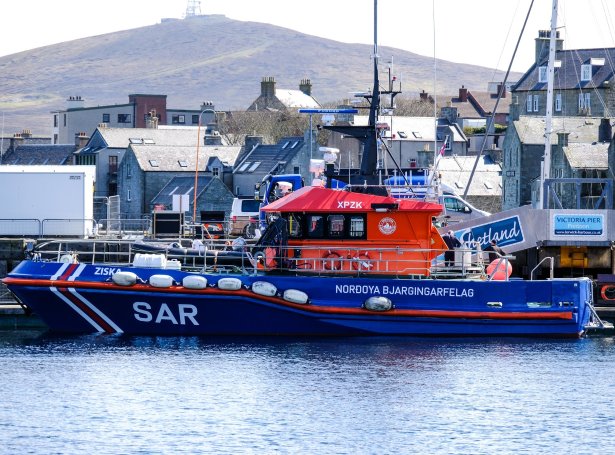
[{"xmin": 1, "ymin": 330, "xmax": 614, "ymax": 454}]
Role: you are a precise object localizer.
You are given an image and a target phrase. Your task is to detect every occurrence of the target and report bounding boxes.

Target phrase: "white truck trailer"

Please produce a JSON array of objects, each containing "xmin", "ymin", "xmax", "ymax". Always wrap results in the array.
[{"xmin": 0, "ymin": 165, "xmax": 96, "ymax": 237}]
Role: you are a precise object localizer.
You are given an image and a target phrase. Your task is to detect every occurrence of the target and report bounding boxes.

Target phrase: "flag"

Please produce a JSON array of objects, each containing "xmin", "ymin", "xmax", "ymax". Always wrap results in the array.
[{"xmin": 438, "ymin": 136, "xmax": 448, "ymax": 156}]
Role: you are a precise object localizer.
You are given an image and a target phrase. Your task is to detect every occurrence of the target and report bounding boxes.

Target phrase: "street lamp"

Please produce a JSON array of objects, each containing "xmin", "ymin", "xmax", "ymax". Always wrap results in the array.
[{"xmin": 192, "ymin": 108, "xmax": 217, "ymax": 223}]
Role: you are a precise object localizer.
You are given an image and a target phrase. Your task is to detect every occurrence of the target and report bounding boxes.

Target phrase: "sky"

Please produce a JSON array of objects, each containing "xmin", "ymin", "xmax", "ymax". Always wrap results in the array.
[{"xmin": 0, "ymin": 0, "xmax": 614, "ymax": 73}]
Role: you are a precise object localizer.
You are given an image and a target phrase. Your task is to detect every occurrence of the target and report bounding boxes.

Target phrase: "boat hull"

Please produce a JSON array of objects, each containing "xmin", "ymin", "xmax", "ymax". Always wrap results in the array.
[{"xmin": 3, "ymin": 261, "xmax": 592, "ymax": 337}]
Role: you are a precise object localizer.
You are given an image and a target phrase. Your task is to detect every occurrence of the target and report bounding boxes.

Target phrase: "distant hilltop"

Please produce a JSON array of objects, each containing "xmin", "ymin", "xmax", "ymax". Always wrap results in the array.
[{"xmin": 0, "ymin": 14, "xmax": 518, "ymax": 135}]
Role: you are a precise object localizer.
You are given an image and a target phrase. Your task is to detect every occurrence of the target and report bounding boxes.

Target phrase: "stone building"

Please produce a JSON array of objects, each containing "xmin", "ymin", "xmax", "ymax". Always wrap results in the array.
[{"xmin": 247, "ymin": 77, "xmax": 320, "ymax": 111}]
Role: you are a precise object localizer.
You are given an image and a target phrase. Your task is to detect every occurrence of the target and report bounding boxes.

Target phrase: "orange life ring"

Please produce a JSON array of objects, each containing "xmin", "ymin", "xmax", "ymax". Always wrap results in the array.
[
  {"xmin": 352, "ymin": 252, "xmax": 373, "ymax": 271},
  {"xmin": 600, "ymin": 284, "xmax": 615, "ymax": 301},
  {"xmin": 322, "ymin": 250, "xmax": 342, "ymax": 271}
]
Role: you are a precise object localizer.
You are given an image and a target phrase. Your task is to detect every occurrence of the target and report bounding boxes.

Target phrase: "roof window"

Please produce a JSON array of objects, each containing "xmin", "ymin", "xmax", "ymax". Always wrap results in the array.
[
  {"xmin": 178, "ymin": 160, "xmax": 188, "ymax": 167},
  {"xmin": 149, "ymin": 160, "xmax": 159, "ymax": 167}
]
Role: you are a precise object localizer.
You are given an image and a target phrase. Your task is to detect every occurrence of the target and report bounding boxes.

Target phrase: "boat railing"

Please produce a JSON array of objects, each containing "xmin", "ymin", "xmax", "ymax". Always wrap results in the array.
[
  {"xmin": 28, "ymin": 239, "xmax": 515, "ymax": 281},
  {"xmin": 96, "ymin": 218, "xmax": 152, "ymax": 238},
  {"xmin": 530, "ymin": 256, "xmax": 554, "ymax": 280}
]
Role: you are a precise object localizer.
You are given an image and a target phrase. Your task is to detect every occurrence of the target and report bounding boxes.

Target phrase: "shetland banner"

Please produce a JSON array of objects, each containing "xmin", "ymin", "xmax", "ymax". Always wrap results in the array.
[
  {"xmin": 455, "ymin": 215, "xmax": 525, "ymax": 249},
  {"xmin": 552, "ymin": 213, "xmax": 606, "ymax": 239}
]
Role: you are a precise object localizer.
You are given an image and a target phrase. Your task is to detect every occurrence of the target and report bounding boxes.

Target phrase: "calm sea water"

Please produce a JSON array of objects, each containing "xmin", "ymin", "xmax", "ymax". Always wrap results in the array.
[{"xmin": 1, "ymin": 331, "xmax": 615, "ymax": 455}]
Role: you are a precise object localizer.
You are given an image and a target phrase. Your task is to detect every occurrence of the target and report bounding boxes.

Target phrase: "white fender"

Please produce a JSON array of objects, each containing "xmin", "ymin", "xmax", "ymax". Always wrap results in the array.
[
  {"xmin": 165, "ymin": 259, "xmax": 182, "ymax": 271},
  {"xmin": 112, "ymin": 271, "xmax": 138, "ymax": 286},
  {"xmin": 364, "ymin": 296, "xmax": 393, "ymax": 312},
  {"xmin": 251, "ymin": 281, "xmax": 277, "ymax": 297},
  {"xmin": 149, "ymin": 274, "xmax": 174, "ymax": 288},
  {"xmin": 217, "ymin": 277, "xmax": 242, "ymax": 291},
  {"xmin": 182, "ymin": 275, "xmax": 208, "ymax": 290},
  {"xmin": 59, "ymin": 254, "xmax": 77, "ymax": 263},
  {"xmin": 283, "ymin": 289, "xmax": 309, "ymax": 304}
]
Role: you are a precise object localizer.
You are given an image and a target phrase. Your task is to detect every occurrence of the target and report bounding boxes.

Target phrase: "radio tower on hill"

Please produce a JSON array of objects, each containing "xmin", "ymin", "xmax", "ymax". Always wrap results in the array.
[{"xmin": 184, "ymin": 0, "xmax": 201, "ymax": 17}]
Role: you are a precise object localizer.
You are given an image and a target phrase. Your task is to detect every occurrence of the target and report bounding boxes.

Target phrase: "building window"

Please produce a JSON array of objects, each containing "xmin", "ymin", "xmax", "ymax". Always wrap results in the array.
[
  {"xmin": 293, "ymin": 166, "xmax": 300, "ymax": 174},
  {"xmin": 172, "ymin": 115, "xmax": 186, "ymax": 124},
  {"xmin": 212, "ymin": 167, "xmax": 220, "ymax": 178},
  {"xmin": 63, "ymin": 114, "xmax": 67, "ymax": 127},
  {"xmin": 108, "ymin": 155, "xmax": 118, "ymax": 173},
  {"xmin": 533, "ymin": 95, "xmax": 539, "ymax": 112},
  {"xmin": 555, "ymin": 93, "xmax": 562, "ymax": 112},
  {"xmin": 526, "ymin": 95, "xmax": 533, "ymax": 113},
  {"xmin": 149, "ymin": 160, "xmax": 159, "ymax": 167},
  {"xmin": 127, "ymin": 165, "xmax": 132, "ymax": 178},
  {"xmin": 108, "ymin": 182, "xmax": 117, "ymax": 196},
  {"xmin": 127, "ymin": 189, "xmax": 132, "ymax": 202},
  {"xmin": 578, "ymin": 93, "xmax": 591, "ymax": 113},
  {"xmin": 118, "ymin": 113, "xmax": 131, "ymax": 123},
  {"xmin": 102, "ymin": 113, "xmax": 110, "ymax": 123},
  {"xmin": 53, "ymin": 114, "xmax": 58, "ymax": 128},
  {"xmin": 581, "ymin": 64, "xmax": 592, "ymax": 81},
  {"xmin": 178, "ymin": 160, "xmax": 188, "ymax": 167},
  {"xmin": 192, "ymin": 114, "xmax": 199, "ymax": 124},
  {"xmin": 538, "ymin": 66, "xmax": 547, "ymax": 83}
]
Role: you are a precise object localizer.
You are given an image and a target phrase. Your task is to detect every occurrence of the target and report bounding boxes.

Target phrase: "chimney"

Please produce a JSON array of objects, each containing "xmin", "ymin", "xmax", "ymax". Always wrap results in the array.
[
  {"xmin": 146, "ymin": 109, "xmax": 159, "ymax": 129},
  {"xmin": 244, "ymin": 135, "xmax": 263, "ymax": 151},
  {"xmin": 459, "ymin": 86, "xmax": 468, "ymax": 102},
  {"xmin": 535, "ymin": 30, "xmax": 563, "ymax": 65},
  {"xmin": 66, "ymin": 95, "xmax": 85, "ymax": 110},
  {"xmin": 21, "ymin": 129, "xmax": 32, "ymax": 138},
  {"xmin": 74, "ymin": 132, "xmax": 89, "ymax": 148},
  {"xmin": 419, "ymin": 90, "xmax": 429, "ymax": 102},
  {"xmin": 261, "ymin": 77, "xmax": 276, "ymax": 97},
  {"xmin": 299, "ymin": 79, "xmax": 312, "ymax": 96},
  {"xmin": 557, "ymin": 132, "xmax": 569, "ymax": 147},
  {"xmin": 599, "ymin": 118, "xmax": 612, "ymax": 143}
]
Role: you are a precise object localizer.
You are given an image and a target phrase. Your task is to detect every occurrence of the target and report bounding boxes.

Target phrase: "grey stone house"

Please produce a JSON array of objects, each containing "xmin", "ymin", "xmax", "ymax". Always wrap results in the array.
[
  {"xmin": 1, "ymin": 144, "xmax": 75, "ymax": 165},
  {"xmin": 150, "ymin": 175, "xmax": 234, "ymax": 220},
  {"xmin": 118, "ymin": 144, "xmax": 240, "ymax": 220},
  {"xmin": 513, "ymin": 30, "xmax": 615, "ymax": 119},
  {"xmin": 501, "ymin": 115, "xmax": 614, "ymax": 210},
  {"xmin": 232, "ymin": 135, "xmax": 308, "ymax": 197}
]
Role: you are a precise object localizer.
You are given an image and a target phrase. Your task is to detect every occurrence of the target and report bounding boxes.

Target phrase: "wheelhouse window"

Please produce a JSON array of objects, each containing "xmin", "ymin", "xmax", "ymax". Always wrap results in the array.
[
  {"xmin": 349, "ymin": 216, "xmax": 365, "ymax": 238},
  {"xmin": 307, "ymin": 215, "xmax": 324, "ymax": 238},
  {"xmin": 288, "ymin": 214, "xmax": 303, "ymax": 238},
  {"xmin": 327, "ymin": 215, "xmax": 345, "ymax": 238}
]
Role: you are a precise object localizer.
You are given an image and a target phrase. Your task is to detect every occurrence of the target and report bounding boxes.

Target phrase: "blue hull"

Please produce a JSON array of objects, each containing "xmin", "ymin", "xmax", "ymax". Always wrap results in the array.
[{"xmin": 4, "ymin": 261, "xmax": 592, "ymax": 337}]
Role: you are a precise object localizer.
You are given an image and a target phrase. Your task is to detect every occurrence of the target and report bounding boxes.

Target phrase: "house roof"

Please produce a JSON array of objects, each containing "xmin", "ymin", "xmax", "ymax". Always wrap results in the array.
[
  {"xmin": 352, "ymin": 116, "xmax": 467, "ymax": 143},
  {"xmin": 274, "ymin": 89, "xmax": 320, "ymax": 108},
  {"xmin": 448, "ymin": 90, "xmax": 511, "ymax": 118},
  {"xmin": 234, "ymin": 136, "xmax": 305, "ymax": 175},
  {"xmin": 130, "ymin": 144, "xmax": 241, "ymax": 172},
  {"xmin": 151, "ymin": 175, "xmax": 213, "ymax": 207},
  {"xmin": 1, "ymin": 144, "xmax": 75, "ymax": 165},
  {"xmin": 437, "ymin": 155, "xmax": 502, "ymax": 197},
  {"xmin": 514, "ymin": 47, "xmax": 615, "ymax": 91},
  {"xmin": 91, "ymin": 127, "xmax": 206, "ymax": 149},
  {"xmin": 513, "ymin": 116, "xmax": 610, "ymax": 144},
  {"xmin": 563, "ymin": 143, "xmax": 609, "ymax": 169}
]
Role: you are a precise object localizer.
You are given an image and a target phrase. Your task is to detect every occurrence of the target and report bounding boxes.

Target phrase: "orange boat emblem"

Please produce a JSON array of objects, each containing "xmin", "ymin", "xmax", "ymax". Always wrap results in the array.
[{"xmin": 378, "ymin": 217, "xmax": 396, "ymax": 235}]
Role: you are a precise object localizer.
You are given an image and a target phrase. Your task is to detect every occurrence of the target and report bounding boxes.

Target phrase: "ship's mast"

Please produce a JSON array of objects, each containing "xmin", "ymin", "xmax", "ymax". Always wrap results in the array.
[{"xmin": 540, "ymin": 0, "xmax": 558, "ymax": 208}]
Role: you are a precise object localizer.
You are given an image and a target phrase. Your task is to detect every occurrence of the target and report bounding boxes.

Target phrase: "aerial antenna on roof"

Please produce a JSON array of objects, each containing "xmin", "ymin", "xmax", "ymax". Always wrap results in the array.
[{"xmin": 184, "ymin": 0, "xmax": 201, "ymax": 18}]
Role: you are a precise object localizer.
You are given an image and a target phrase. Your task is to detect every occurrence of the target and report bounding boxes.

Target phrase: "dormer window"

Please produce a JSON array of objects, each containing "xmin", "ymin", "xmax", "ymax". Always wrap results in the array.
[
  {"xmin": 538, "ymin": 66, "xmax": 548, "ymax": 83},
  {"xmin": 581, "ymin": 64, "xmax": 592, "ymax": 82}
]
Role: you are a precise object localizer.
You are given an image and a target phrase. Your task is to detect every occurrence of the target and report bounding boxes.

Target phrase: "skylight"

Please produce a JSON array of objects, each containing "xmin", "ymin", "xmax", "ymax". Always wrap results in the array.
[
  {"xmin": 129, "ymin": 138, "xmax": 143, "ymax": 144},
  {"xmin": 248, "ymin": 161, "xmax": 261, "ymax": 172},
  {"xmin": 143, "ymin": 138, "xmax": 155, "ymax": 144},
  {"xmin": 178, "ymin": 160, "xmax": 188, "ymax": 167},
  {"xmin": 149, "ymin": 160, "xmax": 159, "ymax": 167},
  {"xmin": 238, "ymin": 162, "xmax": 251, "ymax": 172}
]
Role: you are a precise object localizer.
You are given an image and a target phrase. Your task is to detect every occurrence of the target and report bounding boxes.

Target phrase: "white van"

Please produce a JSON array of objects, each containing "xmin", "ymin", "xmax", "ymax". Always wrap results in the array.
[
  {"xmin": 441, "ymin": 194, "xmax": 490, "ymax": 223},
  {"xmin": 229, "ymin": 198, "xmax": 260, "ymax": 237}
]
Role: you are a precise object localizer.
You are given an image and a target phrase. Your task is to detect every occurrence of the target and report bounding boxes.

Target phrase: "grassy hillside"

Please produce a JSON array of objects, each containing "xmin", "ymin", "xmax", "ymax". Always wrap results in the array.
[{"xmin": 0, "ymin": 15, "xmax": 519, "ymax": 135}]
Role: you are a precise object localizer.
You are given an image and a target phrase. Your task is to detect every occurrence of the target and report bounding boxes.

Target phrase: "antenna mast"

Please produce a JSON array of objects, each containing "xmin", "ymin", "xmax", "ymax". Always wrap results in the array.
[{"xmin": 184, "ymin": 0, "xmax": 201, "ymax": 18}]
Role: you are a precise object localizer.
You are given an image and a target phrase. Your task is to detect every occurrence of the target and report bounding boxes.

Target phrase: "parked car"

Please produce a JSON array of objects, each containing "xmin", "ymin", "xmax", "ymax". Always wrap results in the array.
[{"xmin": 229, "ymin": 198, "xmax": 260, "ymax": 238}]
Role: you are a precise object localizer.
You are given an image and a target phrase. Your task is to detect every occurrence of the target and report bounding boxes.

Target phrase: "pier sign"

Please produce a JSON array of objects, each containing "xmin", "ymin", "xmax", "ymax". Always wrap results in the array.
[
  {"xmin": 553, "ymin": 214, "xmax": 604, "ymax": 236},
  {"xmin": 456, "ymin": 215, "xmax": 525, "ymax": 249}
]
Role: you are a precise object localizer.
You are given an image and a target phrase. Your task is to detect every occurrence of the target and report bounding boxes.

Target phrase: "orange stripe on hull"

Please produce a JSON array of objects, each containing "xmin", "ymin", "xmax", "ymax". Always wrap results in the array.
[{"xmin": 3, "ymin": 277, "xmax": 573, "ymax": 321}]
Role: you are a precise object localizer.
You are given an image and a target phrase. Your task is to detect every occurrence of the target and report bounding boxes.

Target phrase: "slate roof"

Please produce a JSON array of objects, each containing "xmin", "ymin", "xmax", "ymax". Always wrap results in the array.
[
  {"xmin": 352, "ymin": 116, "xmax": 467, "ymax": 143},
  {"xmin": 130, "ymin": 144, "xmax": 241, "ymax": 172},
  {"xmin": 513, "ymin": 116, "xmax": 611, "ymax": 145},
  {"xmin": 514, "ymin": 47, "xmax": 615, "ymax": 91},
  {"xmin": 1, "ymin": 144, "xmax": 75, "ymax": 165},
  {"xmin": 81, "ymin": 127, "xmax": 206, "ymax": 153},
  {"xmin": 438, "ymin": 155, "xmax": 502, "ymax": 197},
  {"xmin": 234, "ymin": 136, "xmax": 305, "ymax": 175},
  {"xmin": 563, "ymin": 143, "xmax": 609, "ymax": 170},
  {"xmin": 448, "ymin": 91, "xmax": 511, "ymax": 118},
  {"xmin": 151, "ymin": 175, "xmax": 213, "ymax": 207}
]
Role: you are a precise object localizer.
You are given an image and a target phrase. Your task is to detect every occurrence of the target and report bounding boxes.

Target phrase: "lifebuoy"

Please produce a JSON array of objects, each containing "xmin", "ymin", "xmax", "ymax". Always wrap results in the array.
[
  {"xmin": 352, "ymin": 252, "xmax": 373, "ymax": 271},
  {"xmin": 322, "ymin": 250, "xmax": 342, "ymax": 270},
  {"xmin": 600, "ymin": 284, "xmax": 615, "ymax": 301}
]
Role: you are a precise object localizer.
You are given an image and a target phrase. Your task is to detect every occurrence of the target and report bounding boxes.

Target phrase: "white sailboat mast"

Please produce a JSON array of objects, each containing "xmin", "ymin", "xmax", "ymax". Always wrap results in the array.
[{"xmin": 541, "ymin": 0, "xmax": 558, "ymax": 208}]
